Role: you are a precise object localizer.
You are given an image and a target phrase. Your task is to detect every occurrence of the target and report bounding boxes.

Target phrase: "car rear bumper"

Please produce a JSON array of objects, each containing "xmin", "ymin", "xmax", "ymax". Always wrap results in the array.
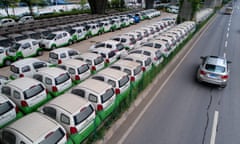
[{"xmin": 198, "ymin": 75, "xmax": 227, "ymax": 86}]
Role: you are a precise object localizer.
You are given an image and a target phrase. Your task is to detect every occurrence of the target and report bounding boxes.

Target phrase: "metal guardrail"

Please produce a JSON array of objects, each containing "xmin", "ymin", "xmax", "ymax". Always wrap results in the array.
[{"xmin": 0, "ymin": 8, "xmax": 143, "ymax": 35}]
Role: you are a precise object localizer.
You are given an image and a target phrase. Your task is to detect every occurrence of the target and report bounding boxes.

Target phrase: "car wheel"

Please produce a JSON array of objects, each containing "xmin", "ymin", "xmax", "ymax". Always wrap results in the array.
[
  {"xmin": 68, "ymin": 40, "xmax": 73, "ymax": 45},
  {"xmin": 52, "ymin": 45, "xmax": 57, "ymax": 49},
  {"xmin": 37, "ymin": 50, "xmax": 43, "ymax": 56},
  {"xmin": 4, "ymin": 59, "xmax": 11, "ymax": 66}
]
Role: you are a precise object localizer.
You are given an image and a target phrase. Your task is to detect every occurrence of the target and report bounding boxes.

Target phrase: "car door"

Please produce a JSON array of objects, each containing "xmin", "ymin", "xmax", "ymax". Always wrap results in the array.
[
  {"xmin": 92, "ymin": 25, "xmax": 98, "ymax": 35},
  {"xmin": 31, "ymin": 40, "xmax": 39, "ymax": 53},
  {"xmin": 62, "ymin": 32, "xmax": 69, "ymax": 45},
  {"xmin": 21, "ymin": 42, "xmax": 34, "ymax": 57}
]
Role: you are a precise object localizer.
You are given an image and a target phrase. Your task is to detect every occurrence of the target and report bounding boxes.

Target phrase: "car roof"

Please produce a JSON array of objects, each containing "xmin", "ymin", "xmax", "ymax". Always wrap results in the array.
[
  {"xmin": 37, "ymin": 67, "xmax": 67, "ymax": 77},
  {"xmin": 52, "ymin": 31, "xmax": 67, "ymax": 35},
  {"xmin": 96, "ymin": 68, "xmax": 127, "ymax": 80},
  {"xmin": 92, "ymin": 47, "xmax": 113, "ymax": 53},
  {"xmin": 79, "ymin": 52, "xmax": 100, "ymax": 59},
  {"xmin": 0, "ymin": 94, "xmax": 12, "ymax": 103},
  {"xmin": 206, "ymin": 56, "xmax": 226, "ymax": 66},
  {"xmin": 11, "ymin": 58, "xmax": 43, "ymax": 66},
  {"xmin": 50, "ymin": 47, "xmax": 77, "ymax": 53},
  {"xmin": 7, "ymin": 112, "xmax": 61, "ymax": 142},
  {"xmin": 112, "ymin": 59, "xmax": 140, "ymax": 69},
  {"xmin": 61, "ymin": 59, "xmax": 87, "ymax": 67},
  {"xmin": 76, "ymin": 79, "xmax": 112, "ymax": 94},
  {"xmin": 46, "ymin": 93, "xmax": 89, "ymax": 114},
  {"xmin": 126, "ymin": 53, "xmax": 149, "ymax": 60},
  {"xmin": 135, "ymin": 46, "xmax": 159, "ymax": 53},
  {"xmin": 7, "ymin": 77, "xmax": 42, "ymax": 90},
  {"xmin": 149, "ymin": 40, "xmax": 167, "ymax": 45},
  {"xmin": 103, "ymin": 39, "xmax": 119, "ymax": 45}
]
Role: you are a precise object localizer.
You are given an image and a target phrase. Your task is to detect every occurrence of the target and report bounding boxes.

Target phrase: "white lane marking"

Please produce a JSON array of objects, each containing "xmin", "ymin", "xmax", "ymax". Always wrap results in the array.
[
  {"xmin": 210, "ymin": 111, "xmax": 219, "ymax": 144},
  {"xmin": 227, "ymin": 27, "xmax": 230, "ymax": 32},
  {"xmin": 226, "ymin": 33, "xmax": 229, "ymax": 39},
  {"xmin": 117, "ymin": 17, "xmax": 214, "ymax": 144},
  {"xmin": 225, "ymin": 41, "xmax": 228, "ymax": 48},
  {"xmin": 228, "ymin": 22, "xmax": 231, "ymax": 26}
]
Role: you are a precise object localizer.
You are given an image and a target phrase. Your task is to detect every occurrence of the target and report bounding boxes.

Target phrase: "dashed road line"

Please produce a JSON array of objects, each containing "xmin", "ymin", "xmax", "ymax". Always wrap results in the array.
[
  {"xmin": 225, "ymin": 41, "xmax": 228, "ymax": 48},
  {"xmin": 210, "ymin": 111, "xmax": 219, "ymax": 144},
  {"xmin": 226, "ymin": 33, "xmax": 229, "ymax": 39}
]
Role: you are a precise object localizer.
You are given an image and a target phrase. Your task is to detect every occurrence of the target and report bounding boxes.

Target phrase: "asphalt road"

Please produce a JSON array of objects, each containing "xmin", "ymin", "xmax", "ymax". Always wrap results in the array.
[
  {"xmin": 105, "ymin": 3, "xmax": 240, "ymax": 144},
  {"xmin": 0, "ymin": 12, "xmax": 175, "ymax": 77}
]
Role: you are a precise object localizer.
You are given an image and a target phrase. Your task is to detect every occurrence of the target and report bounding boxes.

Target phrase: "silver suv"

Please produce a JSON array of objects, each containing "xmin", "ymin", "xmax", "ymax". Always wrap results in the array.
[{"xmin": 197, "ymin": 55, "xmax": 231, "ymax": 88}]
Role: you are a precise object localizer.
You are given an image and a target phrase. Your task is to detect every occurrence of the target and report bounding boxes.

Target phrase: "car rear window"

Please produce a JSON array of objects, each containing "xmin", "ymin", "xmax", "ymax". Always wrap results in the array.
[
  {"xmin": 23, "ymin": 84, "xmax": 45, "ymax": 99},
  {"xmin": 119, "ymin": 75, "xmax": 129, "ymax": 88},
  {"xmin": 55, "ymin": 73, "xmax": 70, "ymax": 85},
  {"xmin": 0, "ymin": 101, "xmax": 14, "ymax": 115},
  {"xmin": 108, "ymin": 51, "xmax": 116, "ymax": 58},
  {"xmin": 205, "ymin": 64, "xmax": 225, "ymax": 73},
  {"xmin": 101, "ymin": 88, "xmax": 114, "ymax": 103},
  {"xmin": 74, "ymin": 104, "xmax": 94, "ymax": 125},
  {"xmin": 94, "ymin": 56, "xmax": 104, "ymax": 65},
  {"xmin": 49, "ymin": 52, "xmax": 58, "ymax": 59},
  {"xmin": 155, "ymin": 51, "xmax": 162, "ymax": 59},
  {"xmin": 78, "ymin": 64, "xmax": 89, "ymax": 74},
  {"xmin": 134, "ymin": 65, "xmax": 142, "ymax": 76},
  {"xmin": 10, "ymin": 65, "xmax": 20, "ymax": 73},
  {"xmin": 39, "ymin": 128, "xmax": 65, "ymax": 144},
  {"xmin": 116, "ymin": 44, "xmax": 124, "ymax": 51},
  {"xmin": 145, "ymin": 58, "xmax": 152, "ymax": 66}
]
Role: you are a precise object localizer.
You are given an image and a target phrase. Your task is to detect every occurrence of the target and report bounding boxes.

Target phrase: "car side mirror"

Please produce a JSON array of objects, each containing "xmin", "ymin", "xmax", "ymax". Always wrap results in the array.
[{"xmin": 227, "ymin": 61, "xmax": 232, "ymax": 64}]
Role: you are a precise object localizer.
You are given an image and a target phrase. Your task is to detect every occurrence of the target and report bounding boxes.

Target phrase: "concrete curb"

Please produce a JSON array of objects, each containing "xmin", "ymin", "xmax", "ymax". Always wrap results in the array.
[{"xmin": 95, "ymin": 14, "xmax": 217, "ymax": 144}]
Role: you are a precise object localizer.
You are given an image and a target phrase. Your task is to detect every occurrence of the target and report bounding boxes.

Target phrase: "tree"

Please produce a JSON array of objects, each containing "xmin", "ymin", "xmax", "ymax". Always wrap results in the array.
[
  {"xmin": 20, "ymin": 0, "xmax": 46, "ymax": 16},
  {"xmin": 88, "ymin": 0, "xmax": 107, "ymax": 14},
  {"xmin": 145, "ymin": 0, "xmax": 154, "ymax": 9},
  {"xmin": 0, "ymin": 0, "xmax": 19, "ymax": 17},
  {"xmin": 177, "ymin": 0, "xmax": 199, "ymax": 23}
]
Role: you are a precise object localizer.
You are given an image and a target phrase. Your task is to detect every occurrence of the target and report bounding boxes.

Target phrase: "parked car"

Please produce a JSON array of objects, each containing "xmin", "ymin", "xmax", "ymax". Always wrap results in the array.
[
  {"xmin": 33, "ymin": 67, "xmax": 73, "ymax": 97},
  {"xmin": 0, "ymin": 112, "xmax": 70, "ymax": 144},
  {"xmin": 0, "ymin": 75, "xmax": 9, "ymax": 90},
  {"xmin": 7, "ymin": 38, "xmax": 43, "ymax": 61},
  {"xmin": 57, "ymin": 59, "xmax": 91, "ymax": 84},
  {"xmin": 91, "ymin": 48, "xmax": 118, "ymax": 66},
  {"xmin": 18, "ymin": 16, "xmax": 34, "ymax": 24},
  {"xmin": 197, "ymin": 55, "xmax": 231, "ymax": 88},
  {"xmin": 0, "ymin": 36, "xmax": 13, "ymax": 49},
  {"xmin": 0, "ymin": 94, "xmax": 23, "ymax": 128},
  {"xmin": 110, "ymin": 59, "xmax": 143, "ymax": 82},
  {"xmin": 68, "ymin": 26, "xmax": 88, "ymax": 42},
  {"xmin": 91, "ymin": 67, "xmax": 130, "ymax": 104},
  {"xmin": 48, "ymin": 47, "xmax": 80, "ymax": 65},
  {"xmin": 40, "ymin": 31, "xmax": 73, "ymax": 49},
  {"xmin": 71, "ymin": 78, "xmax": 116, "ymax": 119},
  {"xmin": 21, "ymin": 30, "xmax": 42, "ymax": 41},
  {"xmin": 0, "ymin": 18, "xmax": 16, "ymax": 27},
  {"xmin": 75, "ymin": 52, "xmax": 104, "ymax": 74},
  {"xmin": 89, "ymin": 40, "xmax": 127, "ymax": 58},
  {"xmin": 39, "ymin": 93, "xmax": 100, "ymax": 143},
  {"xmin": 9, "ymin": 58, "xmax": 51, "ymax": 79},
  {"xmin": 129, "ymin": 46, "xmax": 164, "ymax": 65},
  {"xmin": 0, "ymin": 46, "xmax": 12, "ymax": 66},
  {"xmin": 123, "ymin": 53, "xmax": 153, "ymax": 72},
  {"xmin": 7, "ymin": 33, "xmax": 28, "ymax": 42},
  {"xmin": 1, "ymin": 77, "xmax": 51, "ymax": 114},
  {"xmin": 111, "ymin": 35, "xmax": 136, "ymax": 50}
]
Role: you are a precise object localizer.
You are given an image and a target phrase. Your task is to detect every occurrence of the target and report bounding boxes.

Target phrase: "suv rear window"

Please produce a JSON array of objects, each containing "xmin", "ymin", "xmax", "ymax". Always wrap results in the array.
[
  {"xmin": 205, "ymin": 64, "xmax": 225, "ymax": 73},
  {"xmin": 101, "ymin": 88, "xmax": 114, "ymax": 103},
  {"xmin": 119, "ymin": 75, "xmax": 129, "ymax": 88},
  {"xmin": 39, "ymin": 128, "xmax": 65, "ymax": 144},
  {"xmin": 49, "ymin": 52, "xmax": 58, "ymax": 59},
  {"xmin": 55, "ymin": 73, "xmax": 70, "ymax": 85},
  {"xmin": 23, "ymin": 84, "xmax": 44, "ymax": 99},
  {"xmin": 74, "ymin": 104, "xmax": 94, "ymax": 125},
  {"xmin": 0, "ymin": 101, "xmax": 14, "ymax": 115}
]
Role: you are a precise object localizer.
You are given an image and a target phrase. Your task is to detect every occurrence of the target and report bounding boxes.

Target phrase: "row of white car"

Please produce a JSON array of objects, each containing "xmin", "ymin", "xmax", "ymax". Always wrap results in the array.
[
  {"xmin": 0, "ymin": 19, "xmax": 196, "ymax": 144},
  {"xmin": 0, "ymin": 9, "xmax": 161, "ymax": 67}
]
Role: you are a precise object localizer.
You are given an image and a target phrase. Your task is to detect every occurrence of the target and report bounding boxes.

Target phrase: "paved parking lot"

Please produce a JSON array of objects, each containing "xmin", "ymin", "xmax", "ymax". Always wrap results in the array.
[{"xmin": 0, "ymin": 12, "xmax": 176, "ymax": 77}]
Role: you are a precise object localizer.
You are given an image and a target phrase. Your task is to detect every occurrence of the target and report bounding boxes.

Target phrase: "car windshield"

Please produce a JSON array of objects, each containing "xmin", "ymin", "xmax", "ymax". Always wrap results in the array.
[
  {"xmin": 23, "ymin": 84, "xmax": 44, "ymax": 99},
  {"xmin": 74, "ymin": 104, "xmax": 94, "ymax": 125},
  {"xmin": 145, "ymin": 58, "xmax": 152, "ymax": 66},
  {"xmin": 205, "ymin": 64, "xmax": 225, "ymax": 73},
  {"xmin": 116, "ymin": 44, "xmax": 124, "ymax": 51},
  {"xmin": 101, "ymin": 88, "xmax": 114, "ymax": 103},
  {"xmin": 10, "ymin": 65, "xmax": 20, "ymax": 73},
  {"xmin": 15, "ymin": 35, "xmax": 28, "ymax": 41},
  {"xmin": 0, "ymin": 101, "xmax": 14, "ymax": 115},
  {"xmin": 68, "ymin": 29, "xmax": 76, "ymax": 35},
  {"xmin": 49, "ymin": 52, "xmax": 58, "ymax": 59},
  {"xmin": 94, "ymin": 56, "xmax": 104, "ymax": 65},
  {"xmin": 29, "ymin": 33, "xmax": 41, "ymax": 39},
  {"xmin": 108, "ymin": 51, "xmax": 116, "ymax": 58},
  {"xmin": 46, "ymin": 34, "xmax": 56, "ymax": 40},
  {"xmin": 55, "ymin": 73, "xmax": 70, "ymax": 85},
  {"xmin": 10, "ymin": 43, "xmax": 21, "ymax": 52},
  {"xmin": 119, "ymin": 75, "xmax": 129, "ymax": 88},
  {"xmin": 39, "ymin": 128, "xmax": 65, "ymax": 144}
]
